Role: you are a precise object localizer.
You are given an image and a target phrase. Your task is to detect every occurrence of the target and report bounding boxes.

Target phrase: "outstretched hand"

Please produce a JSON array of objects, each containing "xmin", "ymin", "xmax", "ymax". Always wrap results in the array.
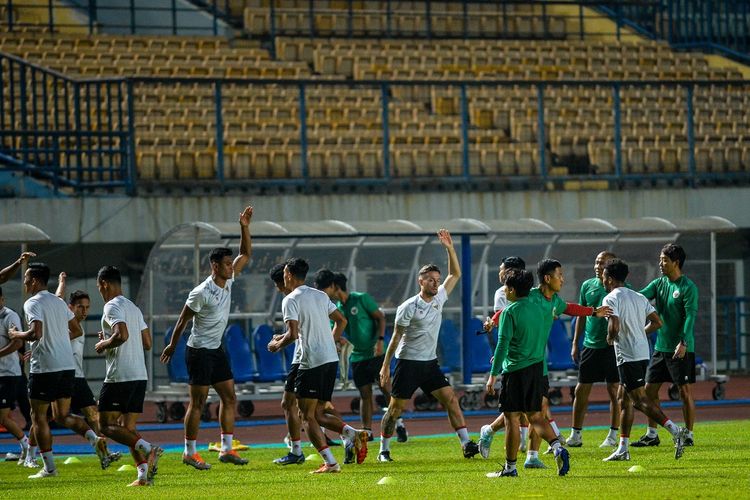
[
  {"xmin": 239, "ymin": 206, "xmax": 254, "ymax": 226},
  {"xmin": 19, "ymin": 251, "xmax": 36, "ymax": 263},
  {"xmin": 437, "ymin": 228, "xmax": 453, "ymax": 248},
  {"xmin": 593, "ymin": 305, "xmax": 613, "ymax": 318}
]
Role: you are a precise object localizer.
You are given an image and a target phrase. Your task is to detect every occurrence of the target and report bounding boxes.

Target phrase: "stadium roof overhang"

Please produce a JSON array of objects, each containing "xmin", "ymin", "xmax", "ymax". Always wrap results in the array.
[{"xmin": 0, "ymin": 223, "xmax": 52, "ymax": 245}]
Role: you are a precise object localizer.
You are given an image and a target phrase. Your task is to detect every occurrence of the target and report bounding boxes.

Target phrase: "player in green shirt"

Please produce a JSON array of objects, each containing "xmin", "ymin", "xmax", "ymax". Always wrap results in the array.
[
  {"xmin": 485, "ymin": 269, "xmax": 570, "ymax": 478},
  {"xmin": 566, "ymin": 251, "xmax": 622, "ymax": 449},
  {"xmin": 632, "ymin": 244, "xmax": 699, "ymax": 448}
]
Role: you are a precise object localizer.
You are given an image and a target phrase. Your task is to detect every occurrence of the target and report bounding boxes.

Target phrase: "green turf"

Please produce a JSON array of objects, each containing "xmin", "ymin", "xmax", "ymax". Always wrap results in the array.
[{"xmin": 2, "ymin": 421, "xmax": 749, "ymax": 499}]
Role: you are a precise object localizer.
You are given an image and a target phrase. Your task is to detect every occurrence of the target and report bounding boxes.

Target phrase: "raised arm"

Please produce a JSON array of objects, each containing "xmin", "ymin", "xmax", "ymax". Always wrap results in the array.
[
  {"xmin": 55, "ymin": 272, "xmax": 67, "ymax": 299},
  {"xmin": 160, "ymin": 304, "xmax": 195, "ymax": 363},
  {"xmin": 0, "ymin": 251, "xmax": 36, "ymax": 284},
  {"xmin": 437, "ymin": 229, "xmax": 461, "ymax": 295},
  {"xmin": 232, "ymin": 205, "xmax": 254, "ymax": 275}
]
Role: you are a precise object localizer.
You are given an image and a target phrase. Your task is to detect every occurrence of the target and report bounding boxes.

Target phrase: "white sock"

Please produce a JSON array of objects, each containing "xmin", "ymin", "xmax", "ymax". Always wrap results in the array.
[
  {"xmin": 396, "ymin": 418, "xmax": 404, "ymax": 428},
  {"xmin": 380, "ymin": 436, "xmax": 391, "ymax": 453},
  {"xmin": 220, "ymin": 433, "xmax": 233, "ymax": 453},
  {"xmin": 617, "ymin": 436, "xmax": 629, "ymax": 453},
  {"xmin": 318, "ymin": 447, "xmax": 336, "ymax": 465},
  {"xmin": 608, "ymin": 427, "xmax": 618, "ymax": 440},
  {"xmin": 520, "ymin": 425, "xmax": 529, "ymax": 443},
  {"xmin": 549, "ymin": 419, "xmax": 560, "ymax": 436},
  {"xmin": 19, "ymin": 435, "xmax": 30, "ymax": 451},
  {"xmin": 549, "ymin": 440, "xmax": 562, "ymax": 452},
  {"xmin": 687, "ymin": 430, "xmax": 694, "ymax": 439},
  {"xmin": 136, "ymin": 461, "xmax": 148, "ymax": 481},
  {"xmin": 341, "ymin": 424, "xmax": 357, "ymax": 441},
  {"xmin": 85, "ymin": 429, "xmax": 98, "ymax": 447},
  {"xmin": 41, "ymin": 450, "xmax": 55, "ymax": 473},
  {"xmin": 647, "ymin": 426, "xmax": 659, "ymax": 438},
  {"xmin": 455, "ymin": 427, "xmax": 470, "ymax": 446},
  {"xmin": 291, "ymin": 440, "xmax": 302, "ymax": 456},
  {"xmin": 662, "ymin": 420, "xmax": 679, "ymax": 437},
  {"xmin": 527, "ymin": 450, "xmax": 539, "ymax": 459},
  {"xmin": 135, "ymin": 438, "xmax": 152, "ymax": 455},
  {"xmin": 28, "ymin": 445, "xmax": 39, "ymax": 461},
  {"xmin": 505, "ymin": 460, "xmax": 517, "ymax": 472},
  {"xmin": 184, "ymin": 438, "xmax": 196, "ymax": 456}
]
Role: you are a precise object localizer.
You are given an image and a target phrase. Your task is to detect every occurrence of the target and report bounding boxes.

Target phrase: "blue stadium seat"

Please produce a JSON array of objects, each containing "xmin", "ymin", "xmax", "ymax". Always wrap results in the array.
[
  {"xmin": 383, "ymin": 326, "xmax": 397, "ymax": 373},
  {"xmin": 438, "ymin": 319, "xmax": 461, "ymax": 373},
  {"xmin": 253, "ymin": 324, "xmax": 287, "ymax": 382},
  {"xmin": 164, "ymin": 326, "xmax": 189, "ymax": 383},
  {"xmin": 223, "ymin": 324, "xmax": 257, "ymax": 383},
  {"xmin": 468, "ymin": 317, "xmax": 492, "ymax": 373},
  {"xmin": 547, "ymin": 319, "xmax": 576, "ymax": 371}
]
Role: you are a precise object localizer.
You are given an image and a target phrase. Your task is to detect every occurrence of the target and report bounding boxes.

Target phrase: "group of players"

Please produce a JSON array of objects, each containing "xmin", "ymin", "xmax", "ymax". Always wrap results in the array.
[{"xmin": 0, "ymin": 203, "xmax": 698, "ymax": 483}]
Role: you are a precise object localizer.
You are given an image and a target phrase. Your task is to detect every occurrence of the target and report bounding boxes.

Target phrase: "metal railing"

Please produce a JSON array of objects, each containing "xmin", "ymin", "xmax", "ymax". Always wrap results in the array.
[{"xmin": 719, "ymin": 296, "xmax": 750, "ymax": 372}]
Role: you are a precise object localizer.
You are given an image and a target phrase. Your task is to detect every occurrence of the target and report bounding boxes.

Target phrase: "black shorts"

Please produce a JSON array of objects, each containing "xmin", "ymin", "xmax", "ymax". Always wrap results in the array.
[
  {"xmin": 391, "ymin": 358, "xmax": 450, "ymax": 400},
  {"xmin": 71, "ymin": 377, "xmax": 97, "ymax": 413},
  {"xmin": 352, "ymin": 355, "xmax": 384, "ymax": 388},
  {"xmin": 618, "ymin": 360, "xmax": 650, "ymax": 392},
  {"xmin": 295, "ymin": 361, "xmax": 337, "ymax": 401},
  {"xmin": 186, "ymin": 346, "xmax": 234, "ymax": 386},
  {"xmin": 98, "ymin": 380, "xmax": 147, "ymax": 414},
  {"xmin": 28, "ymin": 370, "xmax": 75, "ymax": 402},
  {"xmin": 284, "ymin": 364, "xmax": 299, "ymax": 393},
  {"xmin": 578, "ymin": 346, "xmax": 619, "ymax": 384},
  {"xmin": 542, "ymin": 374, "xmax": 550, "ymax": 399},
  {"xmin": 646, "ymin": 351, "xmax": 696, "ymax": 386},
  {"xmin": 0, "ymin": 375, "xmax": 20, "ymax": 409},
  {"xmin": 498, "ymin": 361, "xmax": 545, "ymax": 413}
]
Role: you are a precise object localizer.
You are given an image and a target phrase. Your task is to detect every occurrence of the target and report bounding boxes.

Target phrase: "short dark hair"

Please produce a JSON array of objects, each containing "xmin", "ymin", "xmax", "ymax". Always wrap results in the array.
[
  {"xmin": 210, "ymin": 248, "xmax": 233, "ymax": 264},
  {"xmin": 97, "ymin": 266, "xmax": 121, "ymax": 285},
  {"xmin": 536, "ymin": 259, "xmax": 562, "ymax": 284},
  {"xmin": 27, "ymin": 263, "xmax": 50, "ymax": 285},
  {"xmin": 418, "ymin": 264, "xmax": 440, "ymax": 276},
  {"xmin": 604, "ymin": 259, "xmax": 629, "ymax": 282},
  {"xmin": 505, "ymin": 269, "xmax": 534, "ymax": 298},
  {"xmin": 69, "ymin": 290, "xmax": 90, "ymax": 305},
  {"xmin": 285, "ymin": 258, "xmax": 309, "ymax": 281},
  {"xmin": 313, "ymin": 268, "xmax": 335, "ymax": 290},
  {"xmin": 269, "ymin": 263, "xmax": 285, "ymax": 286},
  {"xmin": 501, "ymin": 256, "xmax": 526, "ymax": 270},
  {"xmin": 333, "ymin": 272, "xmax": 348, "ymax": 292},
  {"xmin": 661, "ymin": 243, "xmax": 686, "ymax": 269}
]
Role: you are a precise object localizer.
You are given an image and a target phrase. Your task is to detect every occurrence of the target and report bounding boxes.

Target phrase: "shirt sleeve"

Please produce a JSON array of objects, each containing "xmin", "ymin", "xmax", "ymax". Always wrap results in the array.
[
  {"xmin": 493, "ymin": 288, "xmax": 507, "ymax": 312},
  {"xmin": 185, "ymin": 286, "xmax": 205, "ymax": 314},
  {"xmin": 7, "ymin": 311, "xmax": 22, "ymax": 332},
  {"xmin": 394, "ymin": 299, "xmax": 415, "ymax": 327},
  {"xmin": 435, "ymin": 285, "xmax": 449, "ymax": 307},
  {"xmin": 66, "ymin": 305, "xmax": 75, "ymax": 321},
  {"xmin": 490, "ymin": 309, "xmax": 513, "ymax": 376},
  {"xmin": 24, "ymin": 299, "xmax": 42, "ymax": 325},
  {"xmin": 138, "ymin": 309, "xmax": 148, "ymax": 331},
  {"xmin": 680, "ymin": 283, "xmax": 699, "ymax": 342},
  {"xmin": 103, "ymin": 301, "xmax": 126, "ymax": 328},
  {"xmin": 326, "ymin": 298, "xmax": 338, "ymax": 316},
  {"xmin": 361, "ymin": 293, "xmax": 380, "ymax": 315},
  {"xmin": 640, "ymin": 279, "xmax": 658, "ymax": 300},
  {"xmin": 282, "ymin": 295, "xmax": 299, "ymax": 323},
  {"xmin": 602, "ymin": 294, "xmax": 618, "ymax": 318}
]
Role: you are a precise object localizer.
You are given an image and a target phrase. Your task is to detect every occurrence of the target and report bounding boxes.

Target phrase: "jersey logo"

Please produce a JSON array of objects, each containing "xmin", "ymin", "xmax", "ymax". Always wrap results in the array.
[
  {"xmin": 672, "ymin": 290, "xmax": 680, "ymax": 299},
  {"xmin": 350, "ymin": 306, "xmax": 359, "ymax": 315}
]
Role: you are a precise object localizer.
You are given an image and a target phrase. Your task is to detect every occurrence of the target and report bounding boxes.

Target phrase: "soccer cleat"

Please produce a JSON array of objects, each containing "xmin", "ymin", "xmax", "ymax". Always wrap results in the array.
[
  {"xmin": 565, "ymin": 434, "xmax": 583, "ymax": 447},
  {"xmin": 16, "ymin": 447, "xmax": 27, "ymax": 465},
  {"xmin": 353, "ymin": 430, "xmax": 369, "ymax": 464},
  {"xmin": 603, "ymin": 449, "xmax": 630, "ymax": 461},
  {"xmin": 273, "ymin": 452, "xmax": 305, "ymax": 465},
  {"xmin": 95, "ymin": 437, "xmax": 111, "ymax": 470},
  {"xmin": 631, "ymin": 434, "xmax": 660, "ymax": 447},
  {"xmin": 478, "ymin": 425, "xmax": 494, "ymax": 459},
  {"xmin": 673, "ymin": 427, "xmax": 689, "ymax": 460},
  {"xmin": 146, "ymin": 446, "xmax": 163, "ymax": 480},
  {"xmin": 554, "ymin": 446, "xmax": 570, "ymax": 476},
  {"xmin": 486, "ymin": 468, "xmax": 518, "ymax": 478},
  {"xmin": 325, "ymin": 434, "xmax": 341, "ymax": 447},
  {"xmin": 344, "ymin": 443, "xmax": 355, "ymax": 464},
  {"xmin": 219, "ymin": 450, "xmax": 248, "ymax": 465},
  {"xmin": 462, "ymin": 440, "xmax": 480, "ymax": 459},
  {"xmin": 599, "ymin": 436, "xmax": 618, "ymax": 448},
  {"xmin": 310, "ymin": 462, "xmax": 342, "ymax": 474},
  {"xmin": 523, "ymin": 457, "xmax": 547, "ymax": 469},
  {"xmin": 377, "ymin": 451, "xmax": 394, "ymax": 462},
  {"xmin": 108, "ymin": 451, "xmax": 122, "ymax": 463},
  {"xmin": 183, "ymin": 452, "xmax": 211, "ymax": 470},
  {"xmin": 366, "ymin": 431, "xmax": 374, "ymax": 442},
  {"xmin": 684, "ymin": 437, "xmax": 694, "ymax": 447},
  {"xmin": 23, "ymin": 457, "xmax": 41, "ymax": 468},
  {"xmin": 396, "ymin": 425, "xmax": 408, "ymax": 443},
  {"xmin": 5, "ymin": 452, "xmax": 20, "ymax": 461},
  {"xmin": 28, "ymin": 468, "xmax": 58, "ymax": 479},
  {"xmin": 127, "ymin": 478, "xmax": 153, "ymax": 487}
]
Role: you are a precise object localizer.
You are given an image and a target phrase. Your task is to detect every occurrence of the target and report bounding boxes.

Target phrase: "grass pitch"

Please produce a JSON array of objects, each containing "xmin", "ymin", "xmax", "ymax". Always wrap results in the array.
[{"xmin": 2, "ymin": 420, "xmax": 749, "ymax": 499}]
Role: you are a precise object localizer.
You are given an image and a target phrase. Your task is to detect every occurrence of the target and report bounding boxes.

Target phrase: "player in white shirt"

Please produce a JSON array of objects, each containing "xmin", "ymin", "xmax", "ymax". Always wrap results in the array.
[
  {"xmin": 601, "ymin": 259, "xmax": 689, "ymax": 462},
  {"xmin": 267, "ymin": 258, "xmax": 369, "ymax": 474},
  {"xmin": 378, "ymin": 230, "xmax": 480, "ymax": 462},
  {"xmin": 9, "ymin": 263, "xmax": 109, "ymax": 479},
  {"xmin": 95, "ymin": 265, "xmax": 161, "ymax": 486},
  {"xmin": 161, "ymin": 206, "xmax": 253, "ymax": 470},
  {"xmin": 0, "ymin": 287, "xmax": 30, "ymax": 462}
]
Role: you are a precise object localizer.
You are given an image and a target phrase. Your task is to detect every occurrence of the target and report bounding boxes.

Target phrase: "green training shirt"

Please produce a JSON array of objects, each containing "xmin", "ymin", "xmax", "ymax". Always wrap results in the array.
[
  {"xmin": 528, "ymin": 287, "xmax": 569, "ymax": 376},
  {"xmin": 490, "ymin": 296, "xmax": 549, "ymax": 375},
  {"xmin": 640, "ymin": 275, "xmax": 698, "ymax": 353},
  {"xmin": 578, "ymin": 278, "xmax": 632, "ymax": 349},
  {"xmin": 340, "ymin": 292, "xmax": 381, "ymax": 362}
]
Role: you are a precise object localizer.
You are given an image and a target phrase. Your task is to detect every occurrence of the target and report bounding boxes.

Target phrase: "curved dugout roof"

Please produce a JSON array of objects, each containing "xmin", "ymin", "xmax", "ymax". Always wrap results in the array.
[{"xmin": 0, "ymin": 223, "xmax": 52, "ymax": 244}]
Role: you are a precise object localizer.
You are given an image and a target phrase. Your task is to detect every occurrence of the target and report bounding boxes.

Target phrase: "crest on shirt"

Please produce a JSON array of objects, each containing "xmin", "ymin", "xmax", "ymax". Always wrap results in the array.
[
  {"xmin": 672, "ymin": 290, "xmax": 680, "ymax": 299},
  {"xmin": 350, "ymin": 306, "xmax": 359, "ymax": 315}
]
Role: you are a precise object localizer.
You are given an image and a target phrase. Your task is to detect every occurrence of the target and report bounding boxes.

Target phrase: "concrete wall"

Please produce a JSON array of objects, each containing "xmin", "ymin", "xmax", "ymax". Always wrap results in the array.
[{"xmin": 1, "ymin": 187, "xmax": 749, "ymax": 244}]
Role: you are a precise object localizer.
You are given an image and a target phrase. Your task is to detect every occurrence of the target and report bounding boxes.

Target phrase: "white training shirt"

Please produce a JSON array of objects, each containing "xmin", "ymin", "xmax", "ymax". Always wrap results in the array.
[
  {"xmin": 101, "ymin": 295, "xmax": 148, "ymax": 383},
  {"xmin": 24, "ymin": 291, "xmax": 76, "ymax": 374},
  {"xmin": 282, "ymin": 285, "xmax": 338, "ymax": 370},
  {"xmin": 185, "ymin": 275, "xmax": 234, "ymax": 350},
  {"xmin": 602, "ymin": 287, "xmax": 656, "ymax": 365},
  {"xmin": 493, "ymin": 286, "xmax": 508, "ymax": 312},
  {"xmin": 394, "ymin": 285, "xmax": 449, "ymax": 361},
  {"xmin": 0, "ymin": 306, "xmax": 23, "ymax": 377},
  {"xmin": 71, "ymin": 323, "xmax": 86, "ymax": 378}
]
